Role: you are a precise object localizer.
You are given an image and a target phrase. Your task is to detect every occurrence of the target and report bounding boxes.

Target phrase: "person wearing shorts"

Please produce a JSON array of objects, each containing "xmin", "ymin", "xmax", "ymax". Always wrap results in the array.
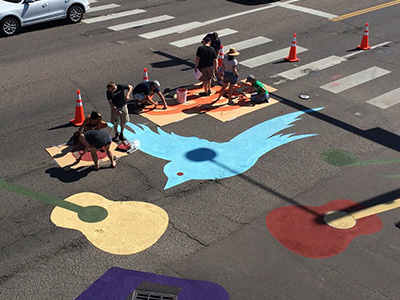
[
  {"xmin": 195, "ymin": 36, "xmax": 217, "ymax": 96},
  {"xmin": 131, "ymin": 80, "xmax": 167, "ymax": 110},
  {"xmin": 106, "ymin": 82, "xmax": 132, "ymax": 141},
  {"xmin": 216, "ymin": 47, "xmax": 240, "ymax": 104},
  {"xmin": 73, "ymin": 130, "xmax": 116, "ymax": 170}
]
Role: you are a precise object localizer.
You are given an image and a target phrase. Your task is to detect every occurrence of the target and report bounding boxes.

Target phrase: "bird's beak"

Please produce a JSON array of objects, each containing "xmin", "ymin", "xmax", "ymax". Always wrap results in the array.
[{"xmin": 164, "ymin": 176, "xmax": 189, "ymax": 190}]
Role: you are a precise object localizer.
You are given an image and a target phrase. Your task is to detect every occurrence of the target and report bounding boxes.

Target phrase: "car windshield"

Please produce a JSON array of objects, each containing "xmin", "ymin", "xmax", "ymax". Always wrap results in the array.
[{"xmin": 3, "ymin": 0, "xmax": 23, "ymax": 3}]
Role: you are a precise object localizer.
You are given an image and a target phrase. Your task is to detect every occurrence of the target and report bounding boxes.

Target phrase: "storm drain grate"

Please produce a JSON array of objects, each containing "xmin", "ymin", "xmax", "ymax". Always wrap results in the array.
[{"xmin": 132, "ymin": 290, "xmax": 177, "ymax": 300}]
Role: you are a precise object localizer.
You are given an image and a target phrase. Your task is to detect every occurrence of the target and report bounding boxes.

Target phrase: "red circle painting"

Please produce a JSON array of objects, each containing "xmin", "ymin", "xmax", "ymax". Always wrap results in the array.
[{"xmin": 72, "ymin": 149, "xmax": 108, "ymax": 161}]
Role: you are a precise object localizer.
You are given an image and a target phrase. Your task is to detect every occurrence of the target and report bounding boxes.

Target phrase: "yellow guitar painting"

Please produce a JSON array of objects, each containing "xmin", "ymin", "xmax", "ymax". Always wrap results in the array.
[{"xmin": 0, "ymin": 179, "xmax": 169, "ymax": 255}]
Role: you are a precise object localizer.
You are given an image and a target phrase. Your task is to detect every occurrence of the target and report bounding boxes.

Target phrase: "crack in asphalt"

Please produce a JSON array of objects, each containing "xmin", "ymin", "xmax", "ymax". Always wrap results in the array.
[{"xmin": 168, "ymin": 220, "xmax": 207, "ymax": 247}]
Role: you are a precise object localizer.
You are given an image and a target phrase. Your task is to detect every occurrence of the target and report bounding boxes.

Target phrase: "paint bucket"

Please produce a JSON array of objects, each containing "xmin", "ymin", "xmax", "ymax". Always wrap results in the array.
[{"xmin": 176, "ymin": 88, "xmax": 187, "ymax": 104}]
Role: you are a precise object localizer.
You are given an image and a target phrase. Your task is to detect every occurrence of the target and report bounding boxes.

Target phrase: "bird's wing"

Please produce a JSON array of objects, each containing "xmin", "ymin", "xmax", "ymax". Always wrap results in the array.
[
  {"xmin": 123, "ymin": 122, "xmax": 212, "ymax": 161},
  {"xmin": 229, "ymin": 108, "xmax": 323, "ymax": 152}
]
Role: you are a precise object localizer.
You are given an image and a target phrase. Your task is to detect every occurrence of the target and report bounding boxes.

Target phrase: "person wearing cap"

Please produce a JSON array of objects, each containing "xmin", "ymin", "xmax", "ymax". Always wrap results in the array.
[
  {"xmin": 78, "ymin": 111, "xmax": 108, "ymax": 132},
  {"xmin": 131, "ymin": 80, "xmax": 168, "ymax": 110},
  {"xmin": 243, "ymin": 75, "xmax": 269, "ymax": 104},
  {"xmin": 216, "ymin": 47, "xmax": 240, "ymax": 103},
  {"xmin": 203, "ymin": 32, "xmax": 221, "ymax": 56},
  {"xmin": 106, "ymin": 82, "xmax": 132, "ymax": 141},
  {"xmin": 195, "ymin": 36, "xmax": 218, "ymax": 96}
]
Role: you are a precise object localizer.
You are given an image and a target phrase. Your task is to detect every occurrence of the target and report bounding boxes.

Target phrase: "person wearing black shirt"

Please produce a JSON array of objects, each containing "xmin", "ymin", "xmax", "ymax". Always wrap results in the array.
[
  {"xmin": 132, "ymin": 80, "xmax": 168, "ymax": 110},
  {"xmin": 195, "ymin": 36, "xmax": 217, "ymax": 96},
  {"xmin": 106, "ymin": 82, "xmax": 132, "ymax": 141}
]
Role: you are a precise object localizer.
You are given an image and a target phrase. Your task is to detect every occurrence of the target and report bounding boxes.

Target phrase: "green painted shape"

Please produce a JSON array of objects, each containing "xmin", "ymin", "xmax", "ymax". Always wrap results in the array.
[
  {"xmin": 0, "ymin": 178, "xmax": 107, "ymax": 223},
  {"xmin": 379, "ymin": 174, "xmax": 400, "ymax": 179},
  {"xmin": 321, "ymin": 149, "xmax": 359, "ymax": 167},
  {"xmin": 322, "ymin": 149, "xmax": 400, "ymax": 167}
]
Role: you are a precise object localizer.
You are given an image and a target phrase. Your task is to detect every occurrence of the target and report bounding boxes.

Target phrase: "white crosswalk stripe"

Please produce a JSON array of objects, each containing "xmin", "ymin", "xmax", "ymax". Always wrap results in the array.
[
  {"xmin": 320, "ymin": 67, "xmax": 391, "ymax": 94},
  {"xmin": 83, "ymin": 9, "xmax": 146, "ymax": 24},
  {"xmin": 170, "ymin": 28, "xmax": 238, "ymax": 48},
  {"xmin": 367, "ymin": 88, "xmax": 400, "ymax": 109},
  {"xmin": 277, "ymin": 56, "xmax": 347, "ymax": 80},
  {"xmin": 87, "ymin": 4, "xmax": 121, "ymax": 13},
  {"xmin": 240, "ymin": 46, "xmax": 308, "ymax": 68},
  {"xmin": 108, "ymin": 15, "xmax": 175, "ymax": 31},
  {"xmin": 224, "ymin": 36, "xmax": 272, "ymax": 52},
  {"xmin": 139, "ymin": 22, "xmax": 204, "ymax": 39}
]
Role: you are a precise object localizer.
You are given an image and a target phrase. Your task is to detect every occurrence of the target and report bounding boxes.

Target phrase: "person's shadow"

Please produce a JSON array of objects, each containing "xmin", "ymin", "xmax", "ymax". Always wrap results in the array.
[{"xmin": 45, "ymin": 166, "xmax": 94, "ymax": 183}]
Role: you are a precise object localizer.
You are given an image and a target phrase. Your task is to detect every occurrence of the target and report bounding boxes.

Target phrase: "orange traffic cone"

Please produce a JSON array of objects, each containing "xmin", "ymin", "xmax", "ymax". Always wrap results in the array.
[
  {"xmin": 143, "ymin": 68, "xmax": 149, "ymax": 81},
  {"xmin": 218, "ymin": 45, "xmax": 224, "ymax": 68},
  {"xmin": 357, "ymin": 23, "xmax": 371, "ymax": 50},
  {"xmin": 285, "ymin": 33, "xmax": 300, "ymax": 62},
  {"xmin": 70, "ymin": 90, "xmax": 85, "ymax": 126}
]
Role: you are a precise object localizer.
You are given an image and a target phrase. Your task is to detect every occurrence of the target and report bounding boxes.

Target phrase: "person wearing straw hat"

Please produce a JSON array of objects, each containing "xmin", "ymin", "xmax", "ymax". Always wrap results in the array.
[{"xmin": 216, "ymin": 47, "xmax": 240, "ymax": 104}]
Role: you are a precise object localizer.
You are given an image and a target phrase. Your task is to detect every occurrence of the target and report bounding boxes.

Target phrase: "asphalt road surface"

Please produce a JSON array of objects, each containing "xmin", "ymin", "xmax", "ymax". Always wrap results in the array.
[{"xmin": 1, "ymin": 0, "xmax": 400, "ymax": 299}]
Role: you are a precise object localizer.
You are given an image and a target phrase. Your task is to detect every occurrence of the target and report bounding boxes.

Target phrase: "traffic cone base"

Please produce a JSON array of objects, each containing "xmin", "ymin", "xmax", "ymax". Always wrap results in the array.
[{"xmin": 70, "ymin": 90, "xmax": 85, "ymax": 126}]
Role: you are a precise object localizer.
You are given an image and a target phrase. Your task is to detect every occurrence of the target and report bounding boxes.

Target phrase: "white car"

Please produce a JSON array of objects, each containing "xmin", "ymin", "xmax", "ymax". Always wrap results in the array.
[{"xmin": 0, "ymin": 0, "xmax": 90, "ymax": 36}]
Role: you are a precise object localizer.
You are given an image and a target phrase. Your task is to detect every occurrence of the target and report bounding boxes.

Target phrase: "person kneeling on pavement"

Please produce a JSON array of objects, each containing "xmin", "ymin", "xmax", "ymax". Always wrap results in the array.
[
  {"xmin": 72, "ymin": 130, "xmax": 116, "ymax": 170},
  {"xmin": 243, "ymin": 75, "xmax": 269, "ymax": 104},
  {"xmin": 131, "ymin": 80, "xmax": 168, "ymax": 110}
]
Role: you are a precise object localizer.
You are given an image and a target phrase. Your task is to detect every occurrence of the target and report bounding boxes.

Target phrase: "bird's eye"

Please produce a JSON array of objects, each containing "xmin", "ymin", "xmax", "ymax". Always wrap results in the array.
[{"xmin": 177, "ymin": 172, "xmax": 184, "ymax": 176}]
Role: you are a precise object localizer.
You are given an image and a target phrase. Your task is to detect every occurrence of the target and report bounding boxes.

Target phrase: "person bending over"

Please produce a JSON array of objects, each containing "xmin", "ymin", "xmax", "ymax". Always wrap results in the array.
[{"xmin": 73, "ymin": 130, "xmax": 116, "ymax": 170}]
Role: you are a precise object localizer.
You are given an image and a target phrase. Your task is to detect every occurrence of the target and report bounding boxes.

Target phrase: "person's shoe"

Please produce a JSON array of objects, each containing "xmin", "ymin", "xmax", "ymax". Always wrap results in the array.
[
  {"xmin": 112, "ymin": 133, "xmax": 119, "ymax": 142},
  {"xmin": 207, "ymin": 90, "xmax": 212, "ymax": 95},
  {"xmin": 119, "ymin": 133, "xmax": 126, "ymax": 141},
  {"xmin": 199, "ymin": 91, "xmax": 209, "ymax": 97}
]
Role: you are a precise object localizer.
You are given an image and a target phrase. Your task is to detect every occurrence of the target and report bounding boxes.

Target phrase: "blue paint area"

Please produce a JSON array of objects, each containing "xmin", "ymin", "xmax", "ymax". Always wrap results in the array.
[
  {"xmin": 77, "ymin": 267, "xmax": 230, "ymax": 300},
  {"xmin": 117, "ymin": 108, "xmax": 323, "ymax": 189}
]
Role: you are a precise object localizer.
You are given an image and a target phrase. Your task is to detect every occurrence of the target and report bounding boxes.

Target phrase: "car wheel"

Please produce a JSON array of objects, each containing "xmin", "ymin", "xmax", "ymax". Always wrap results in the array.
[
  {"xmin": 1, "ymin": 17, "xmax": 19, "ymax": 36},
  {"xmin": 67, "ymin": 5, "xmax": 84, "ymax": 24}
]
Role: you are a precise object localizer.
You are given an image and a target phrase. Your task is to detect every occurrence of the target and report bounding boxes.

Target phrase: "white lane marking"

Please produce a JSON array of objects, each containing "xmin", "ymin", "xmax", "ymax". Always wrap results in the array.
[
  {"xmin": 277, "ymin": 56, "xmax": 347, "ymax": 80},
  {"xmin": 87, "ymin": 4, "xmax": 121, "ymax": 13},
  {"xmin": 343, "ymin": 41, "xmax": 392, "ymax": 59},
  {"xmin": 240, "ymin": 46, "xmax": 308, "ymax": 68},
  {"xmin": 108, "ymin": 15, "xmax": 175, "ymax": 31},
  {"xmin": 170, "ymin": 28, "xmax": 238, "ymax": 48},
  {"xmin": 224, "ymin": 36, "xmax": 272, "ymax": 51},
  {"xmin": 139, "ymin": 22, "xmax": 203, "ymax": 39},
  {"xmin": 274, "ymin": 3, "xmax": 338, "ymax": 19},
  {"xmin": 367, "ymin": 88, "xmax": 400, "ymax": 109},
  {"xmin": 83, "ymin": 9, "xmax": 146, "ymax": 24},
  {"xmin": 320, "ymin": 67, "xmax": 391, "ymax": 94},
  {"xmin": 138, "ymin": 0, "xmax": 302, "ymax": 39}
]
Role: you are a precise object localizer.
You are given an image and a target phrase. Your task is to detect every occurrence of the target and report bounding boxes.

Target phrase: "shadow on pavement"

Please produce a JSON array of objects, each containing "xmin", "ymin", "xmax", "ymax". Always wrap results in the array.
[{"xmin": 45, "ymin": 167, "xmax": 94, "ymax": 183}]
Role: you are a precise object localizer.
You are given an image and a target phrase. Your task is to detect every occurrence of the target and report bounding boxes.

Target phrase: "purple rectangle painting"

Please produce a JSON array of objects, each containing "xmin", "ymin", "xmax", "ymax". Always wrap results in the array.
[{"xmin": 77, "ymin": 267, "xmax": 230, "ymax": 300}]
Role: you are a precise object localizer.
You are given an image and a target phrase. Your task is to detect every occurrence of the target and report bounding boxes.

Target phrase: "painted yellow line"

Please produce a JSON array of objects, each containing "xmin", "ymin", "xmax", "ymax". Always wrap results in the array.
[{"xmin": 331, "ymin": 0, "xmax": 400, "ymax": 21}]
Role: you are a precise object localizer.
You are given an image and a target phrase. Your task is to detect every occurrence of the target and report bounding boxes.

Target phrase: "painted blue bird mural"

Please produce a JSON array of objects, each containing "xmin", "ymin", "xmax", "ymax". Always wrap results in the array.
[{"xmin": 117, "ymin": 108, "xmax": 322, "ymax": 189}]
